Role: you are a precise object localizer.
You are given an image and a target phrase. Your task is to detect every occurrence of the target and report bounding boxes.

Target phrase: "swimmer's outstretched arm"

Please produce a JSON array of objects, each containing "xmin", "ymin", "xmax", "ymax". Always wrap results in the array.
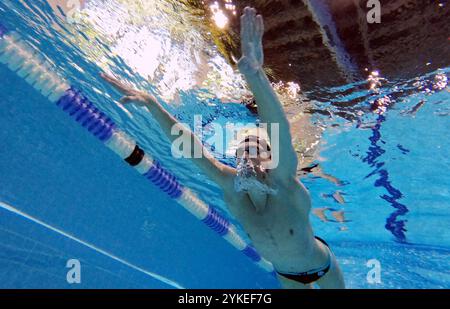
[
  {"xmin": 238, "ymin": 7, "xmax": 298, "ymax": 180},
  {"xmin": 100, "ymin": 73, "xmax": 235, "ymax": 188}
]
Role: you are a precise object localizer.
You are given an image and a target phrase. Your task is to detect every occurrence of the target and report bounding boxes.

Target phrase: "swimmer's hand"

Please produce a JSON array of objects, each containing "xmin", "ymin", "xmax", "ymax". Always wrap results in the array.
[
  {"xmin": 238, "ymin": 7, "xmax": 264, "ymax": 76},
  {"xmin": 100, "ymin": 73, "xmax": 158, "ymax": 107}
]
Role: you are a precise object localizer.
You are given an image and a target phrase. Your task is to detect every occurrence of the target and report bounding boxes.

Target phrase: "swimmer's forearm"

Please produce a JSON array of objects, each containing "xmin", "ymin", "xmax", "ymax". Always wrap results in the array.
[
  {"xmin": 243, "ymin": 69, "xmax": 298, "ymax": 174},
  {"xmin": 143, "ymin": 98, "xmax": 201, "ymax": 156},
  {"xmin": 99, "ymin": 72, "xmax": 225, "ymax": 176},
  {"xmin": 143, "ymin": 98, "xmax": 232, "ymax": 185},
  {"xmin": 244, "ymin": 69, "xmax": 291, "ymax": 131}
]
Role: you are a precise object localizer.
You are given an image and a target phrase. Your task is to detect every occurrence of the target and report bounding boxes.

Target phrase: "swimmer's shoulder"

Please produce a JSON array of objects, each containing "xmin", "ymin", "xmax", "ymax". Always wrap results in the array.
[{"xmin": 268, "ymin": 173, "xmax": 311, "ymax": 205}]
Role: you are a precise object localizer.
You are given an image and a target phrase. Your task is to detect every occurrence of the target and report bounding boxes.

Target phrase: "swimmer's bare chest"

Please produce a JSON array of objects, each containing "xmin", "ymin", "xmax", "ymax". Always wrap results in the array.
[{"xmin": 223, "ymin": 178, "xmax": 315, "ymax": 267}]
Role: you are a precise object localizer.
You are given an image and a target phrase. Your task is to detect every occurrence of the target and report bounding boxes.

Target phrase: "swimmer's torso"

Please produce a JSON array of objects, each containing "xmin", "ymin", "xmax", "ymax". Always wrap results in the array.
[{"xmin": 223, "ymin": 176, "xmax": 326, "ymax": 273}]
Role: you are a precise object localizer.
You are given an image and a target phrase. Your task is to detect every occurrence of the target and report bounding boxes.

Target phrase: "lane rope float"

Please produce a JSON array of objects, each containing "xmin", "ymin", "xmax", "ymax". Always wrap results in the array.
[{"xmin": 0, "ymin": 24, "xmax": 275, "ymax": 275}]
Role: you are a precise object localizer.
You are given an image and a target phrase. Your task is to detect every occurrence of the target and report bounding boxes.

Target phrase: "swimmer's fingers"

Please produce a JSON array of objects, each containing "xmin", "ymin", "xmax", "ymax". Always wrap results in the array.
[
  {"xmin": 247, "ymin": 7, "xmax": 256, "ymax": 39},
  {"xmin": 254, "ymin": 15, "xmax": 264, "ymax": 65},
  {"xmin": 119, "ymin": 95, "xmax": 146, "ymax": 106},
  {"xmin": 255, "ymin": 15, "xmax": 264, "ymax": 42},
  {"xmin": 240, "ymin": 8, "xmax": 264, "ymax": 68},
  {"xmin": 101, "ymin": 73, "xmax": 157, "ymax": 107},
  {"xmin": 100, "ymin": 72, "xmax": 135, "ymax": 96},
  {"xmin": 119, "ymin": 95, "xmax": 136, "ymax": 104},
  {"xmin": 244, "ymin": 8, "xmax": 258, "ymax": 39},
  {"xmin": 240, "ymin": 9, "xmax": 252, "ymax": 56}
]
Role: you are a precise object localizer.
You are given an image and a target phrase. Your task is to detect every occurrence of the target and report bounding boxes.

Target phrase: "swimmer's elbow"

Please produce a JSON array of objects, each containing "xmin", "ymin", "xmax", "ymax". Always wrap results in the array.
[{"xmin": 198, "ymin": 155, "xmax": 235, "ymax": 190}]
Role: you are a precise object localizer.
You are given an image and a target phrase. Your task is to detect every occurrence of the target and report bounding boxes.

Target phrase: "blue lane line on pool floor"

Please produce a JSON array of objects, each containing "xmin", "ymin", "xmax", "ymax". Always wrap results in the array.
[
  {"xmin": 361, "ymin": 115, "xmax": 409, "ymax": 242},
  {"xmin": 0, "ymin": 200, "xmax": 184, "ymax": 289}
]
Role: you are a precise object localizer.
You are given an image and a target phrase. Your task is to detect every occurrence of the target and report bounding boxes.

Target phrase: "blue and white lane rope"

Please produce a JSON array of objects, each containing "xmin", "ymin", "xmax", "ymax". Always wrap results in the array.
[{"xmin": 0, "ymin": 24, "xmax": 275, "ymax": 274}]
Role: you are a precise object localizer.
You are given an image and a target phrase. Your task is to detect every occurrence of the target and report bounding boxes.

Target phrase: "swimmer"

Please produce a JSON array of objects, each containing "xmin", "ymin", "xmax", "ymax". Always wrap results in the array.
[{"xmin": 101, "ymin": 7, "xmax": 345, "ymax": 289}]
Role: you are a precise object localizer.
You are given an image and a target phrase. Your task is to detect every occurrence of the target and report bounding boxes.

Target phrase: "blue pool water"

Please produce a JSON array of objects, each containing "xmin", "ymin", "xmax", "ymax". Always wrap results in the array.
[{"xmin": 0, "ymin": 1, "xmax": 449, "ymax": 288}]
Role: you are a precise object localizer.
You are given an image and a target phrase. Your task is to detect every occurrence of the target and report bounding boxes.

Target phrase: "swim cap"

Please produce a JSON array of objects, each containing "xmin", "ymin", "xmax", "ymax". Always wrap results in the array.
[
  {"xmin": 235, "ymin": 126, "xmax": 272, "ymax": 161},
  {"xmin": 235, "ymin": 134, "xmax": 271, "ymax": 160}
]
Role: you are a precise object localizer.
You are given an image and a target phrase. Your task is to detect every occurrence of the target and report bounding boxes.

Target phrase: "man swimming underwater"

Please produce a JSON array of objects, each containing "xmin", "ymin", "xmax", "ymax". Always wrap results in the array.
[{"xmin": 101, "ymin": 7, "xmax": 345, "ymax": 289}]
